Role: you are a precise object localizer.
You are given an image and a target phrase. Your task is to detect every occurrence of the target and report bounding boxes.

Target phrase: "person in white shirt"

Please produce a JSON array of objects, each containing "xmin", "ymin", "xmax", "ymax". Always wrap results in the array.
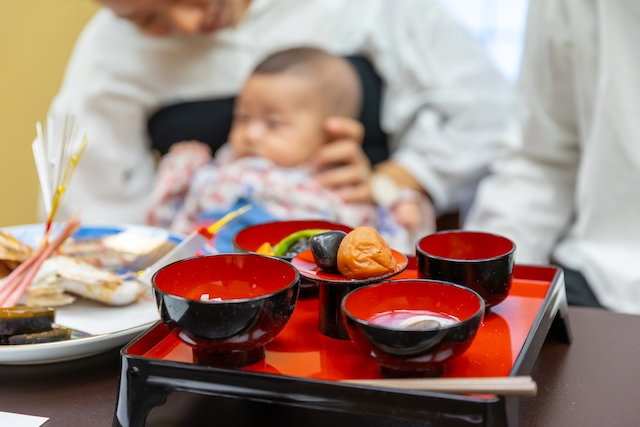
[
  {"xmin": 466, "ymin": 0, "xmax": 640, "ymax": 313},
  {"xmin": 48, "ymin": 0, "xmax": 510, "ymax": 228}
]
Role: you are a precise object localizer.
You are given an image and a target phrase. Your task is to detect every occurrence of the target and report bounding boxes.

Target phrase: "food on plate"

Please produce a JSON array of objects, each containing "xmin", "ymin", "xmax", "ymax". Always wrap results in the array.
[
  {"xmin": 309, "ymin": 231, "xmax": 347, "ymax": 273},
  {"xmin": 0, "ymin": 231, "xmax": 33, "ymax": 278},
  {"xmin": 8, "ymin": 326, "xmax": 73, "ymax": 345},
  {"xmin": 0, "ymin": 215, "xmax": 81, "ymax": 308},
  {"xmin": 28, "ymin": 256, "xmax": 144, "ymax": 307},
  {"xmin": 102, "ymin": 231, "xmax": 167, "ymax": 255},
  {"xmin": 336, "ymin": 227, "xmax": 397, "ymax": 279},
  {"xmin": 58, "ymin": 231, "xmax": 173, "ymax": 271},
  {"xmin": 257, "ymin": 229, "xmax": 330, "ymax": 257},
  {"xmin": 0, "ymin": 305, "xmax": 55, "ymax": 344}
]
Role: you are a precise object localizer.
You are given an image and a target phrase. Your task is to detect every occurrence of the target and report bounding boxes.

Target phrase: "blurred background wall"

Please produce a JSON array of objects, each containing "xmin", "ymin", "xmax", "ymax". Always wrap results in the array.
[
  {"xmin": 0, "ymin": 0, "xmax": 528, "ymax": 228},
  {"xmin": 0, "ymin": 0, "xmax": 100, "ymax": 227}
]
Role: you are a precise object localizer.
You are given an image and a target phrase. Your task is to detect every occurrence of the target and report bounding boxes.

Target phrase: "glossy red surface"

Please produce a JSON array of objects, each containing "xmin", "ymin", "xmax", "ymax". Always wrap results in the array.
[
  {"xmin": 153, "ymin": 255, "xmax": 298, "ymax": 300},
  {"xmin": 344, "ymin": 280, "xmax": 482, "ymax": 322},
  {"xmin": 418, "ymin": 231, "xmax": 515, "ymax": 260},
  {"xmin": 292, "ymin": 249, "xmax": 408, "ymax": 284},
  {"xmin": 131, "ymin": 261, "xmax": 554, "ymax": 381},
  {"xmin": 233, "ymin": 220, "xmax": 352, "ymax": 253}
]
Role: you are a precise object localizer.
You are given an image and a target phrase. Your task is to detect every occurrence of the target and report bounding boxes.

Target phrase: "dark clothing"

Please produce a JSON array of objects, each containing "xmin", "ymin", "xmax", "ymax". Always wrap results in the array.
[{"xmin": 561, "ymin": 266, "xmax": 604, "ymax": 308}]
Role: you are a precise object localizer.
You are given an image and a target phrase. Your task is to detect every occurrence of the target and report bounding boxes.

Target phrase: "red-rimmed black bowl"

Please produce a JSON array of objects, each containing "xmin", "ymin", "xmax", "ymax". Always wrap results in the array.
[
  {"xmin": 233, "ymin": 220, "xmax": 353, "ymax": 298},
  {"xmin": 416, "ymin": 230, "xmax": 516, "ymax": 309},
  {"xmin": 152, "ymin": 254, "xmax": 299, "ymax": 369},
  {"xmin": 232, "ymin": 220, "xmax": 353, "ymax": 260},
  {"xmin": 293, "ymin": 249, "xmax": 408, "ymax": 340},
  {"xmin": 341, "ymin": 279, "xmax": 485, "ymax": 378}
]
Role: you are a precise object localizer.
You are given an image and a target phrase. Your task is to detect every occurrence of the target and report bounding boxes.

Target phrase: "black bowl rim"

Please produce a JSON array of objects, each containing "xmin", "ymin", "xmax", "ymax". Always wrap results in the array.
[
  {"xmin": 341, "ymin": 278, "xmax": 486, "ymax": 333},
  {"xmin": 152, "ymin": 253, "xmax": 300, "ymax": 305},
  {"xmin": 231, "ymin": 219, "xmax": 353, "ymax": 260},
  {"xmin": 416, "ymin": 230, "xmax": 516, "ymax": 263}
]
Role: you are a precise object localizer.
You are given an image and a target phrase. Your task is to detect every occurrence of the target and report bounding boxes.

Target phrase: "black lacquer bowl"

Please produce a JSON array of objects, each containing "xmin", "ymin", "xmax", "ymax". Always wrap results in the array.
[
  {"xmin": 232, "ymin": 220, "xmax": 352, "ymax": 261},
  {"xmin": 152, "ymin": 254, "xmax": 299, "ymax": 368},
  {"xmin": 233, "ymin": 220, "xmax": 352, "ymax": 298},
  {"xmin": 416, "ymin": 230, "xmax": 516, "ymax": 309},
  {"xmin": 341, "ymin": 279, "xmax": 484, "ymax": 378}
]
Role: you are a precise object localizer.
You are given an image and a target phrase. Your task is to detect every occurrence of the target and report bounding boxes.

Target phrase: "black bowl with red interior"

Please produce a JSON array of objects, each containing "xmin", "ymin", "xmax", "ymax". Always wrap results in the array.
[
  {"xmin": 416, "ymin": 230, "xmax": 516, "ymax": 309},
  {"xmin": 341, "ymin": 279, "xmax": 484, "ymax": 378},
  {"xmin": 233, "ymin": 220, "xmax": 352, "ymax": 297},
  {"xmin": 152, "ymin": 254, "xmax": 299, "ymax": 369}
]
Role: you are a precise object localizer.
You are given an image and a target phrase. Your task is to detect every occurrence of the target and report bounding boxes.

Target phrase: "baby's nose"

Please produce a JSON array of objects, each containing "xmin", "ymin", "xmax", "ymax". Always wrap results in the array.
[{"xmin": 246, "ymin": 121, "xmax": 266, "ymax": 142}]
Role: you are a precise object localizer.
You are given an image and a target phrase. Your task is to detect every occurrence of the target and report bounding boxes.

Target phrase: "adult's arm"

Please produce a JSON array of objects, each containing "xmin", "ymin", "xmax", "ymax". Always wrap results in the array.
[
  {"xmin": 46, "ymin": 10, "xmax": 156, "ymax": 224},
  {"xmin": 364, "ymin": 0, "xmax": 512, "ymax": 214},
  {"xmin": 465, "ymin": 0, "xmax": 580, "ymax": 263}
]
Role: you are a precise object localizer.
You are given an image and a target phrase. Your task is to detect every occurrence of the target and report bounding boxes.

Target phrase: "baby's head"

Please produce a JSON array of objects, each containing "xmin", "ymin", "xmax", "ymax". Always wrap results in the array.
[{"xmin": 229, "ymin": 47, "xmax": 362, "ymax": 168}]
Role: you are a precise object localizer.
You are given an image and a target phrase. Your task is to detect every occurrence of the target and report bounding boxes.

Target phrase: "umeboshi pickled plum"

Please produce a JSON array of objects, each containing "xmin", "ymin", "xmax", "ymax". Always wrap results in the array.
[{"xmin": 336, "ymin": 227, "xmax": 396, "ymax": 279}]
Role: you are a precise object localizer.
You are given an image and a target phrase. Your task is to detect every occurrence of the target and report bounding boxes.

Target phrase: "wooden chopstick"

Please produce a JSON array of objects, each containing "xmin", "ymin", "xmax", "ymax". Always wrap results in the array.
[{"xmin": 340, "ymin": 376, "xmax": 537, "ymax": 396}]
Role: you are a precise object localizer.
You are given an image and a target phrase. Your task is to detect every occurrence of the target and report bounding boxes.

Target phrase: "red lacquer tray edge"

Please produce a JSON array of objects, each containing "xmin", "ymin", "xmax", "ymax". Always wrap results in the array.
[{"xmin": 114, "ymin": 264, "xmax": 571, "ymax": 427}]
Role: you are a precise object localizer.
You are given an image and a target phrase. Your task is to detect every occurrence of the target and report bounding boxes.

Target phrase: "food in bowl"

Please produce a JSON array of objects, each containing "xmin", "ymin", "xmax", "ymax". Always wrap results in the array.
[
  {"xmin": 233, "ymin": 220, "xmax": 353, "ymax": 261},
  {"xmin": 256, "ymin": 229, "xmax": 329, "ymax": 257},
  {"xmin": 342, "ymin": 279, "xmax": 484, "ymax": 377},
  {"xmin": 336, "ymin": 227, "xmax": 397, "ymax": 279}
]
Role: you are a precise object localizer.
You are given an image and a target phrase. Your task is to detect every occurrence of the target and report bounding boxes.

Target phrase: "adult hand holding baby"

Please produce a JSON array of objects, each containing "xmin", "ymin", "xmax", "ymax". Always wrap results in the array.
[{"xmin": 314, "ymin": 116, "xmax": 371, "ymax": 203}]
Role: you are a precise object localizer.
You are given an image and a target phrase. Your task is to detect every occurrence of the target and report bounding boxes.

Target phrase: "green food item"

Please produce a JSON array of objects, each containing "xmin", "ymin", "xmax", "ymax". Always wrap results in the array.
[
  {"xmin": 0, "ymin": 306, "xmax": 55, "ymax": 344},
  {"xmin": 8, "ymin": 326, "xmax": 72, "ymax": 345},
  {"xmin": 273, "ymin": 229, "xmax": 330, "ymax": 256}
]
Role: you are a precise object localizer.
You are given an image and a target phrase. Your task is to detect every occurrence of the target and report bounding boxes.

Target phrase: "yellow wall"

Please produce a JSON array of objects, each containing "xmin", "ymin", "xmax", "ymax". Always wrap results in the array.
[{"xmin": 0, "ymin": 0, "xmax": 100, "ymax": 227}]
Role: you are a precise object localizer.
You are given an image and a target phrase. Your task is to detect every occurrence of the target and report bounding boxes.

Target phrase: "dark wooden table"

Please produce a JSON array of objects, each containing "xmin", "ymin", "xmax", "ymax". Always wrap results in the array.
[{"xmin": 1, "ymin": 306, "xmax": 638, "ymax": 427}]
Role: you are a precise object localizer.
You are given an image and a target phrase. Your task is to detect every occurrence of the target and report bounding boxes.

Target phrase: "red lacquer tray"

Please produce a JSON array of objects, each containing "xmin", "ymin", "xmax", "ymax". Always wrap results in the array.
[{"xmin": 114, "ymin": 260, "xmax": 571, "ymax": 427}]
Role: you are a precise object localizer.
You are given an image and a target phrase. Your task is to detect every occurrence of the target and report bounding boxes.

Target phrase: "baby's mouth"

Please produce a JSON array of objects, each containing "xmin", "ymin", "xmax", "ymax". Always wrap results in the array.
[{"xmin": 202, "ymin": 7, "xmax": 225, "ymax": 33}]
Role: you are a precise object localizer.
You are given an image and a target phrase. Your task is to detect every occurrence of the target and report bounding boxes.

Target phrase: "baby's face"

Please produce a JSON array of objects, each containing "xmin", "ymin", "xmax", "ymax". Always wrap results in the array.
[{"xmin": 229, "ymin": 73, "xmax": 327, "ymax": 168}]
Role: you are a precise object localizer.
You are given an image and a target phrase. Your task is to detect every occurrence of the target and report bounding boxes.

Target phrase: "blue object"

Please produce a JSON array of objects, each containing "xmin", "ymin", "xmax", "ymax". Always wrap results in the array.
[{"xmin": 200, "ymin": 200, "xmax": 276, "ymax": 253}]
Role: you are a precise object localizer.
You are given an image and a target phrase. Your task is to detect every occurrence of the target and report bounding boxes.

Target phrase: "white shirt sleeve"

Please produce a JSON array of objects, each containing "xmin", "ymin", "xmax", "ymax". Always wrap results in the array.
[
  {"xmin": 465, "ymin": 0, "xmax": 580, "ymax": 264},
  {"xmin": 47, "ymin": 10, "xmax": 156, "ymax": 225},
  {"xmin": 367, "ymin": 0, "xmax": 513, "ymax": 213}
]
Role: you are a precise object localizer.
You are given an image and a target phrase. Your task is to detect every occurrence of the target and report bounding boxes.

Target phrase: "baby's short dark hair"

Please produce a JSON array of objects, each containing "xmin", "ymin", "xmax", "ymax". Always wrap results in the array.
[{"xmin": 252, "ymin": 47, "xmax": 363, "ymax": 119}]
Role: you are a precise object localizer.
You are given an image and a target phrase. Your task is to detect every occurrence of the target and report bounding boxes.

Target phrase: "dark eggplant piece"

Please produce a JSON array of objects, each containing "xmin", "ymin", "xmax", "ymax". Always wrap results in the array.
[
  {"xmin": 309, "ymin": 231, "xmax": 347, "ymax": 273},
  {"xmin": 0, "ymin": 306, "xmax": 55, "ymax": 344},
  {"xmin": 8, "ymin": 326, "xmax": 72, "ymax": 345}
]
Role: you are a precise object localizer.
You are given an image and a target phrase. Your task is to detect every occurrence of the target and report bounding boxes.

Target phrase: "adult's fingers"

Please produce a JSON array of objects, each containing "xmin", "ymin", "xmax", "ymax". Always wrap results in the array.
[
  {"xmin": 324, "ymin": 116, "xmax": 365, "ymax": 143},
  {"xmin": 338, "ymin": 182, "xmax": 373, "ymax": 203},
  {"xmin": 317, "ymin": 162, "xmax": 368, "ymax": 188},
  {"xmin": 317, "ymin": 162, "xmax": 373, "ymax": 203},
  {"xmin": 314, "ymin": 138, "xmax": 366, "ymax": 168}
]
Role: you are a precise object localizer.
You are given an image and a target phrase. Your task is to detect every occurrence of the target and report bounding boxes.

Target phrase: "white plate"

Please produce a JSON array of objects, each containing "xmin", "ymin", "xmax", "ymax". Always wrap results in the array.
[{"xmin": 0, "ymin": 223, "xmax": 184, "ymax": 365}]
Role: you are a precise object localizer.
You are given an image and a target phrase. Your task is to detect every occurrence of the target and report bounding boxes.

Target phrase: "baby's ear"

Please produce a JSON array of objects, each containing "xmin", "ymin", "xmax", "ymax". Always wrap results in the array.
[{"xmin": 324, "ymin": 116, "xmax": 365, "ymax": 145}]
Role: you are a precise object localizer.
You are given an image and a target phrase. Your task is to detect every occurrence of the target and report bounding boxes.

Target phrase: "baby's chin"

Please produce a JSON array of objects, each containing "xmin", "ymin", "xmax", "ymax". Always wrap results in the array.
[{"xmin": 232, "ymin": 154, "xmax": 311, "ymax": 170}]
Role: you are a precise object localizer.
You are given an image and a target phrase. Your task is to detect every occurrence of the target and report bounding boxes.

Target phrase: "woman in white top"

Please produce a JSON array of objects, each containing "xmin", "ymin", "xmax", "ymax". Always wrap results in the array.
[
  {"xmin": 49, "ymin": 0, "xmax": 510, "ymax": 227},
  {"xmin": 466, "ymin": 0, "xmax": 640, "ymax": 313}
]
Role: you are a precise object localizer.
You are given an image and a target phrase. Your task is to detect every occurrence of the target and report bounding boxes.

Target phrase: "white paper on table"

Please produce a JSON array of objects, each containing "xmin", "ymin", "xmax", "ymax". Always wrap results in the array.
[
  {"xmin": 0, "ymin": 411, "xmax": 49, "ymax": 427},
  {"xmin": 54, "ymin": 297, "xmax": 160, "ymax": 336}
]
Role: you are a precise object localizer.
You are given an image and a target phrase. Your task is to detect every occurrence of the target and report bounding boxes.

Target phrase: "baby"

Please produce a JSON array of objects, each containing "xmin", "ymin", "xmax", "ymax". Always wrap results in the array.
[{"xmin": 147, "ymin": 47, "xmax": 435, "ymax": 253}]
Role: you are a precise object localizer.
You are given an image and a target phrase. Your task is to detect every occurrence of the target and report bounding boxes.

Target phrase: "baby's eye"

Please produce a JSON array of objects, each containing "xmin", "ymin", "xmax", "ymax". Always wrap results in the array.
[
  {"xmin": 266, "ymin": 119, "xmax": 283, "ymax": 130},
  {"xmin": 234, "ymin": 113, "xmax": 250, "ymax": 124}
]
